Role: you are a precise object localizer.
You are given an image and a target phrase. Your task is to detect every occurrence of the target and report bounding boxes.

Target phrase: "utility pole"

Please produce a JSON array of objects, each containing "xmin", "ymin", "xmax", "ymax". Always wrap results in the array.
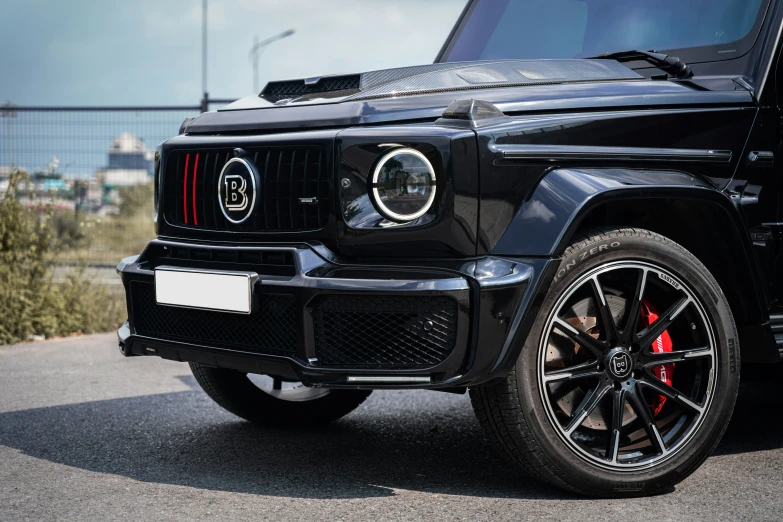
[
  {"xmin": 249, "ymin": 29, "xmax": 295, "ymax": 94},
  {"xmin": 201, "ymin": 0, "xmax": 209, "ymax": 112}
]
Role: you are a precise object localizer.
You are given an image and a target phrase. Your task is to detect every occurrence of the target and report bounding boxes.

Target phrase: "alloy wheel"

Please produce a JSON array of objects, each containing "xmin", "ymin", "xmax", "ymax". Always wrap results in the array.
[{"xmin": 537, "ymin": 261, "xmax": 717, "ymax": 470}]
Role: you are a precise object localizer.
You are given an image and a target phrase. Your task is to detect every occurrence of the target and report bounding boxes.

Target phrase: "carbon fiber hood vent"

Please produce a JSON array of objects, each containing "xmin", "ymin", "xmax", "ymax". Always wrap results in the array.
[{"xmin": 259, "ymin": 60, "xmax": 642, "ymax": 104}]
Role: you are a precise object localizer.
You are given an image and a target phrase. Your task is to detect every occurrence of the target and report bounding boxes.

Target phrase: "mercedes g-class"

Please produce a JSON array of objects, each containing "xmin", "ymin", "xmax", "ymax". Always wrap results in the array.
[{"xmin": 117, "ymin": 0, "xmax": 783, "ymax": 497}]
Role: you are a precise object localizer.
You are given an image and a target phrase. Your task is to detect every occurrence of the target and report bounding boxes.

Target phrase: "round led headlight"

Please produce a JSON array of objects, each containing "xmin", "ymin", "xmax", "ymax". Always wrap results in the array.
[{"xmin": 370, "ymin": 148, "xmax": 436, "ymax": 222}]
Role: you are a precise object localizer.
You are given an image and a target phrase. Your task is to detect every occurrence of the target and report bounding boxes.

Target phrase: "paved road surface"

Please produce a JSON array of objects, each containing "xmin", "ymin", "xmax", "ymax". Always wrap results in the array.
[{"xmin": 1, "ymin": 334, "xmax": 782, "ymax": 521}]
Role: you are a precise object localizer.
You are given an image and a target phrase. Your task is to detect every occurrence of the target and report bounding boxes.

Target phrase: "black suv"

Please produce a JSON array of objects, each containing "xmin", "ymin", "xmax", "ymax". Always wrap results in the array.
[{"xmin": 117, "ymin": 0, "xmax": 783, "ymax": 497}]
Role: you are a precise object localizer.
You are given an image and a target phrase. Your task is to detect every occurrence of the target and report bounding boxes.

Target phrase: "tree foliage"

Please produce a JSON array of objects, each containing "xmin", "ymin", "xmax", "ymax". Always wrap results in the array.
[{"xmin": 0, "ymin": 169, "xmax": 125, "ymax": 345}]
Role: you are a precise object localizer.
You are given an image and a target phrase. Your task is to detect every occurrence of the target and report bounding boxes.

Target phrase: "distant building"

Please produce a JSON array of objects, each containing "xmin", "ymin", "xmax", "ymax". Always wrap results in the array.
[
  {"xmin": 97, "ymin": 168, "xmax": 150, "ymax": 187},
  {"xmin": 107, "ymin": 133, "xmax": 154, "ymax": 176},
  {"xmin": 97, "ymin": 168, "xmax": 150, "ymax": 207}
]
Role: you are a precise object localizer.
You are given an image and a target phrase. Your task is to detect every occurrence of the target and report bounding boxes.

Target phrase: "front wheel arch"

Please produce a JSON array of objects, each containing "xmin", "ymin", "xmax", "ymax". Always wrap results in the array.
[{"xmin": 567, "ymin": 196, "xmax": 774, "ymax": 363}]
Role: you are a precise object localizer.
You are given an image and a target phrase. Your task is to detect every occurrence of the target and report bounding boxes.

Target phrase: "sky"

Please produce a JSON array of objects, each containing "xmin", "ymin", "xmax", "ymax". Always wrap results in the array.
[{"xmin": 0, "ymin": 0, "xmax": 467, "ymax": 106}]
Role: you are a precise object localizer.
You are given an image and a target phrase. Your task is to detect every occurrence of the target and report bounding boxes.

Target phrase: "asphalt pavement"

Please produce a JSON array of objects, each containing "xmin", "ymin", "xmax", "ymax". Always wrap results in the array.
[{"xmin": 1, "ymin": 334, "xmax": 782, "ymax": 521}]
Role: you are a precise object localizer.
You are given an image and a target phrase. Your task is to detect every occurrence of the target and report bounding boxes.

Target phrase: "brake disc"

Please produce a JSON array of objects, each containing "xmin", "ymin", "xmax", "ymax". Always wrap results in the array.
[{"xmin": 546, "ymin": 292, "xmax": 637, "ymax": 430}]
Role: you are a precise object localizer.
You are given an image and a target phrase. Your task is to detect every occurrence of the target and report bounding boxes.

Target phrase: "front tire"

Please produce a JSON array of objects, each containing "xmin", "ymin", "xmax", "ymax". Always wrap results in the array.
[
  {"xmin": 190, "ymin": 363, "xmax": 372, "ymax": 428},
  {"xmin": 471, "ymin": 227, "xmax": 739, "ymax": 497}
]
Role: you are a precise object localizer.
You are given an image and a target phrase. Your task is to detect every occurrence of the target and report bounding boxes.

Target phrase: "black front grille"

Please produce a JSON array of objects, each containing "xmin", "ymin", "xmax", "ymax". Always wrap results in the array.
[
  {"xmin": 131, "ymin": 282, "xmax": 297, "ymax": 355},
  {"xmin": 313, "ymin": 295, "xmax": 458, "ymax": 369},
  {"xmin": 163, "ymin": 146, "xmax": 329, "ymax": 232}
]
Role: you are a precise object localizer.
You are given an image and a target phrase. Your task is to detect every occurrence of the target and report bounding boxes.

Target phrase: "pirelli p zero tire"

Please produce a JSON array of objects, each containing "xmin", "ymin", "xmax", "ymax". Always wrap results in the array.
[
  {"xmin": 189, "ymin": 363, "xmax": 371, "ymax": 428},
  {"xmin": 470, "ymin": 227, "xmax": 740, "ymax": 497}
]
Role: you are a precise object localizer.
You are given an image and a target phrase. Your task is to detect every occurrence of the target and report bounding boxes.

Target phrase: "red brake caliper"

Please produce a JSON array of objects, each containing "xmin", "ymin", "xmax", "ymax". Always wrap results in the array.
[{"xmin": 640, "ymin": 300, "xmax": 674, "ymax": 416}]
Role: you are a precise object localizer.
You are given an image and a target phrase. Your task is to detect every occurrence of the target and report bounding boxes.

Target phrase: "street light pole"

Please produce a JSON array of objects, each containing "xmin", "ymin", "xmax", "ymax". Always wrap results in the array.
[
  {"xmin": 201, "ymin": 0, "xmax": 209, "ymax": 112},
  {"xmin": 249, "ymin": 29, "xmax": 295, "ymax": 94},
  {"xmin": 202, "ymin": 0, "xmax": 208, "ymax": 95}
]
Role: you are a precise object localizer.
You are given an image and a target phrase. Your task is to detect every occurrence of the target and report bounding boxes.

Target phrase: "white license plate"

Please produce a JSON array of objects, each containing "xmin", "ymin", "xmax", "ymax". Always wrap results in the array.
[{"xmin": 154, "ymin": 266, "xmax": 257, "ymax": 314}]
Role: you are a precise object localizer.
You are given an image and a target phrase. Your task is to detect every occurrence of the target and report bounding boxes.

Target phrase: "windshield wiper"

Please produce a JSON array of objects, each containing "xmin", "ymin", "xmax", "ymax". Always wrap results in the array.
[{"xmin": 586, "ymin": 50, "xmax": 693, "ymax": 79}]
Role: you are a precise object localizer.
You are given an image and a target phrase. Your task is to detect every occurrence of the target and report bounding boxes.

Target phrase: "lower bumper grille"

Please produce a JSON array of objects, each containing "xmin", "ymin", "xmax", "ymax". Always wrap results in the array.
[
  {"xmin": 313, "ymin": 295, "xmax": 458, "ymax": 369},
  {"xmin": 131, "ymin": 282, "xmax": 297, "ymax": 355}
]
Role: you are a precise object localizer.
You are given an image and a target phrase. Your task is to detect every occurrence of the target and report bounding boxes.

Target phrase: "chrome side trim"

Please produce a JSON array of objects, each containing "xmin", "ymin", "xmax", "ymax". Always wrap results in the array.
[
  {"xmin": 347, "ymin": 376, "xmax": 431, "ymax": 384},
  {"xmin": 493, "ymin": 144, "xmax": 733, "ymax": 163}
]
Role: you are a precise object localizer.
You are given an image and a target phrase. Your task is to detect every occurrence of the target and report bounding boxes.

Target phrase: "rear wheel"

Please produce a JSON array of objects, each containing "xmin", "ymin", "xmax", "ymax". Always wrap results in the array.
[
  {"xmin": 470, "ymin": 227, "xmax": 739, "ymax": 496},
  {"xmin": 190, "ymin": 363, "xmax": 371, "ymax": 428}
]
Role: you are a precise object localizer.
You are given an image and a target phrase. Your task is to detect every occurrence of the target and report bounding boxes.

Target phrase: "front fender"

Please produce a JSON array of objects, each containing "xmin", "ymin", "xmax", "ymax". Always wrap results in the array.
[
  {"xmin": 482, "ymin": 167, "xmax": 777, "ymax": 373},
  {"xmin": 491, "ymin": 168, "xmax": 733, "ymax": 256}
]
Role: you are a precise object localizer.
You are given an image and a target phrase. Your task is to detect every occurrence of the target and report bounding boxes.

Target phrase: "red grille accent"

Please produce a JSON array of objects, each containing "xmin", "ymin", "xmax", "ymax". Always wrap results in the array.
[
  {"xmin": 192, "ymin": 153, "xmax": 200, "ymax": 225},
  {"xmin": 183, "ymin": 153, "xmax": 190, "ymax": 224}
]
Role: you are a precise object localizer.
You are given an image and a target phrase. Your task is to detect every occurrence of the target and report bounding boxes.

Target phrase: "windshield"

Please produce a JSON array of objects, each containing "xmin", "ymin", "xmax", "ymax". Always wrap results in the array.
[{"xmin": 442, "ymin": 0, "xmax": 768, "ymax": 63}]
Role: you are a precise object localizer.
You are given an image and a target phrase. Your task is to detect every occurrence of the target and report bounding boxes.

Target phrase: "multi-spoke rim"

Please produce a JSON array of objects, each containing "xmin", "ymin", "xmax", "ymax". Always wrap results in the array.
[{"xmin": 537, "ymin": 261, "xmax": 717, "ymax": 471}]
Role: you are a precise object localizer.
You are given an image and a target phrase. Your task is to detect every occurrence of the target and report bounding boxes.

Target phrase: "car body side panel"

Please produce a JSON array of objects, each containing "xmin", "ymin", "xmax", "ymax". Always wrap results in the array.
[
  {"xmin": 476, "ymin": 107, "xmax": 756, "ymax": 255},
  {"xmin": 491, "ymin": 168, "xmax": 728, "ymax": 255}
]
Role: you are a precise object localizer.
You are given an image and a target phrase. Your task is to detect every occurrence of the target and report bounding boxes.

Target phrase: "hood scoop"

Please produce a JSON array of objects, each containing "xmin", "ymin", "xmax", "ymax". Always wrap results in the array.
[
  {"xmin": 262, "ymin": 75, "xmax": 362, "ymax": 103},
  {"xmin": 259, "ymin": 59, "xmax": 642, "ymax": 105}
]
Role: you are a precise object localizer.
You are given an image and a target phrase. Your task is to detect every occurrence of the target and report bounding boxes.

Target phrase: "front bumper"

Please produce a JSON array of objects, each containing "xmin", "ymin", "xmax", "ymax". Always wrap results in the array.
[{"xmin": 117, "ymin": 239, "xmax": 554, "ymax": 389}]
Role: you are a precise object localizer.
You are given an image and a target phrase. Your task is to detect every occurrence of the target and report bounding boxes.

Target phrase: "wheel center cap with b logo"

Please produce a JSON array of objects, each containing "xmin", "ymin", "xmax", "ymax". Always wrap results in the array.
[
  {"xmin": 606, "ymin": 349, "xmax": 633, "ymax": 380},
  {"xmin": 218, "ymin": 157, "xmax": 259, "ymax": 224}
]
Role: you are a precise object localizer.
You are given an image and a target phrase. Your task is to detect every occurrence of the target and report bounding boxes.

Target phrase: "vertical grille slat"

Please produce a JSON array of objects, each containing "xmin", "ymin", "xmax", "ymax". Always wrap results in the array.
[
  {"xmin": 262, "ymin": 151, "xmax": 271, "ymax": 230},
  {"xmin": 164, "ymin": 146, "xmax": 328, "ymax": 233},
  {"xmin": 192, "ymin": 153, "xmax": 200, "ymax": 226},
  {"xmin": 172, "ymin": 154, "xmax": 182, "ymax": 224},
  {"xmin": 302, "ymin": 150, "xmax": 309, "ymax": 229},
  {"xmin": 183, "ymin": 153, "xmax": 190, "ymax": 225},
  {"xmin": 252, "ymin": 151, "xmax": 261, "ymax": 231},
  {"xmin": 316, "ymin": 151, "xmax": 327, "ymax": 225},
  {"xmin": 288, "ymin": 150, "xmax": 296, "ymax": 230},
  {"xmin": 275, "ymin": 151, "xmax": 283, "ymax": 230},
  {"xmin": 316, "ymin": 151, "xmax": 322, "ymax": 205},
  {"xmin": 200, "ymin": 153, "xmax": 210, "ymax": 227}
]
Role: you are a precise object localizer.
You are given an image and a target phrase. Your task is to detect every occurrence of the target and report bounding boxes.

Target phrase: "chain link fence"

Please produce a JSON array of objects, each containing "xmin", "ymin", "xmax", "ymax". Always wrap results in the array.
[{"xmin": 0, "ymin": 100, "xmax": 233, "ymax": 265}]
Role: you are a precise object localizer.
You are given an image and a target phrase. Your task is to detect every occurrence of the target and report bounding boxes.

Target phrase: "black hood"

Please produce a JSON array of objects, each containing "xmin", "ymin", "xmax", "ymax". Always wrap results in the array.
[
  {"xmin": 253, "ymin": 59, "xmax": 641, "ymax": 106},
  {"xmin": 184, "ymin": 59, "xmax": 751, "ymax": 134}
]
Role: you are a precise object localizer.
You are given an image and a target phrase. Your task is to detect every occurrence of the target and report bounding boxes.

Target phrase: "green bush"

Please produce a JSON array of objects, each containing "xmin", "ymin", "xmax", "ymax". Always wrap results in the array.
[
  {"xmin": 55, "ymin": 183, "xmax": 155, "ymax": 265},
  {"xmin": 0, "ymin": 169, "xmax": 126, "ymax": 345},
  {"xmin": 118, "ymin": 183, "xmax": 154, "ymax": 217}
]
